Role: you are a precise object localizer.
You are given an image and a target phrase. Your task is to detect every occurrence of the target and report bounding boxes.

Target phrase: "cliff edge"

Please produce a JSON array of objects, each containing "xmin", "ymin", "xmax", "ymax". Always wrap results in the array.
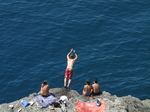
[{"xmin": 0, "ymin": 88, "xmax": 150, "ymax": 112}]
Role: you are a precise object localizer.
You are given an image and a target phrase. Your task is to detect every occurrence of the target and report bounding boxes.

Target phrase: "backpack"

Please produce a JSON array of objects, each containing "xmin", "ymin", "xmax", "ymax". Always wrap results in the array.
[{"xmin": 51, "ymin": 102, "xmax": 61, "ymax": 108}]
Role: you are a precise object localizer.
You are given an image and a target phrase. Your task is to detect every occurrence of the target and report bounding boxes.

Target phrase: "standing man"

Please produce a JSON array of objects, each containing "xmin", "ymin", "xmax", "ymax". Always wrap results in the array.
[{"xmin": 64, "ymin": 49, "xmax": 78, "ymax": 89}]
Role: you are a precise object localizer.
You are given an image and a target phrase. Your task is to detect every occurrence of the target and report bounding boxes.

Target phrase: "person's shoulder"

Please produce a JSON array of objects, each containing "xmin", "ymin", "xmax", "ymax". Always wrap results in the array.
[
  {"xmin": 84, "ymin": 85, "xmax": 88, "ymax": 88},
  {"xmin": 74, "ymin": 57, "xmax": 78, "ymax": 60},
  {"xmin": 97, "ymin": 83, "xmax": 100, "ymax": 86},
  {"xmin": 45, "ymin": 85, "xmax": 50, "ymax": 87},
  {"xmin": 92, "ymin": 83, "xmax": 96, "ymax": 86},
  {"xmin": 68, "ymin": 58, "xmax": 72, "ymax": 61}
]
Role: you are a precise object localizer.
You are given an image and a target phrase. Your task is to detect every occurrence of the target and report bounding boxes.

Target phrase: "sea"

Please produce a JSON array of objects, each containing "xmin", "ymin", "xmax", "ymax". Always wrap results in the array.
[{"xmin": 0, "ymin": 0, "xmax": 150, "ymax": 104}]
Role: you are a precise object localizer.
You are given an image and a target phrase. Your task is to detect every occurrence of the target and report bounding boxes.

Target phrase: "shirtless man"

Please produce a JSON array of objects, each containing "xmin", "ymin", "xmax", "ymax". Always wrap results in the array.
[
  {"xmin": 64, "ymin": 49, "xmax": 78, "ymax": 89},
  {"xmin": 39, "ymin": 80, "xmax": 50, "ymax": 97},
  {"xmin": 82, "ymin": 80, "xmax": 92, "ymax": 96},
  {"xmin": 92, "ymin": 79, "xmax": 101, "ymax": 95}
]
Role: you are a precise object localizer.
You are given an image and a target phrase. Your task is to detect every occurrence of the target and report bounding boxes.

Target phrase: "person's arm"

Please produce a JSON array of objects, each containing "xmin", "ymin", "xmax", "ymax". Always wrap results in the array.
[
  {"xmin": 41, "ymin": 84, "xmax": 44, "ymax": 88},
  {"xmin": 39, "ymin": 84, "xmax": 43, "ymax": 94},
  {"xmin": 82, "ymin": 85, "xmax": 85, "ymax": 94},
  {"xmin": 48, "ymin": 85, "xmax": 50, "ymax": 89},
  {"xmin": 47, "ymin": 85, "xmax": 50, "ymax": 94},
  {"xmin": 73, "ymin": 50, "xmax": 78, "ymax": 60},
  {"xmin": 99, "ymin": 84, "xmax": 100, "ymax": 92},
  {"xmin": 67, "ymin": 49, "xmax": 73, "ymax": 59},
  {"xmin": 91, "ymin": 85, "xmax": 94, "ymax": 92}
]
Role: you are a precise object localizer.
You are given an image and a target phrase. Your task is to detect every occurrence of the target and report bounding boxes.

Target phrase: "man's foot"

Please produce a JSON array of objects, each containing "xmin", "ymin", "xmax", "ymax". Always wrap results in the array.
[
  {"xmin": 64, "ymin": 86, "xmax": 67, "ymax": 88},
  {"xmin": 48, "ymin": 106, "xmax": 55, "ymax": 110},
  {"xmin": 66, "ymin": 87, "xmax": 70, "ymax": 90},
  {"xmin": 89, "ymin": 96, "xmax": 95, "ymax": 99}
]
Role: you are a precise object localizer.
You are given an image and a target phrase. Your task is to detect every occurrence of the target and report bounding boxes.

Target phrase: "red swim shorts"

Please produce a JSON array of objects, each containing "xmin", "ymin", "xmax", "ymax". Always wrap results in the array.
[{"xmin": 64, "ymin": 68, "xmax": 73, "ymax": 79}]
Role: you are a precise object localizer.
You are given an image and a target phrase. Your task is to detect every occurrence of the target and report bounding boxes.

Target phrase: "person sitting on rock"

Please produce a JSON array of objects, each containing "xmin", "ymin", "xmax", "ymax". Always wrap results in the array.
[
  {"xmin": 82, "ymin": 80, "xmax": 92, "ymax": 96},
  {"xmin": 39, "ymin": 80, "xmax": 50, "ymax": 97},
  {"xmin": 91, "ymin": 79, "xmax": 102, "ymax": 95}
]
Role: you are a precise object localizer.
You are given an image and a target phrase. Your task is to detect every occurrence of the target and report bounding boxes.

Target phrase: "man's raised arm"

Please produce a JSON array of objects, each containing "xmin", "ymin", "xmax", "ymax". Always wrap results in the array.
[
  {"xmin": 73, "ymin": 50, "xmax": 78, "ymax": 60},
  {"xmin": 67, "ymin": 49, "xmax": 73, "ymax": 59}
]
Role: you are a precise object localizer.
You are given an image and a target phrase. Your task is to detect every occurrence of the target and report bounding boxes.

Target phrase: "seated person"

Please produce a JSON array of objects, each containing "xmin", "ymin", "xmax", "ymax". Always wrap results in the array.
[
  {"xmin": 82, "ymin": 80, "xmax": 92, "ymax": 96},
  {"xmin": 92, "ymin": 79, "xmax": 102, "ymax": 95},
  {"xmin": 39, "ymin": 80, "xmax": 50, "ymax": 97}
]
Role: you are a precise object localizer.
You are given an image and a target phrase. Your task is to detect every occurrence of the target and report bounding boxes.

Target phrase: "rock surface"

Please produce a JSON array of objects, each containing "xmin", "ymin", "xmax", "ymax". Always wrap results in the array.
[{"xmin": 0, "ymin": 88, "xmax": 150, "ymax": 112}]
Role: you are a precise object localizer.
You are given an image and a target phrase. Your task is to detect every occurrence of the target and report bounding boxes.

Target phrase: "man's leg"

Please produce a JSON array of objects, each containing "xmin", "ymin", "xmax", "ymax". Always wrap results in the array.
[
  {"xmin": 64, "ymin": 78, "xmax": 67, "ymax": 87},
  {"xmin": 67, "ymin": 79, "xmax": 72, "ymax": 87}
]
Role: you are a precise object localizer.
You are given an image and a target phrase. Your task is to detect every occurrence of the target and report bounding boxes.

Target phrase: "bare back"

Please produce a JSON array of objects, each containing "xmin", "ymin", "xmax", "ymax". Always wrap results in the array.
[
  {"xmin": 40, "ymin": 84, "xmax": 50, "ymax": 96},
  {"xmin": 83, "ymin": 85, "xmax": 92, "ymax": 95},
  {"xmin": 92, "ymin": 83, "xmax": 100, "ymax": 93}
]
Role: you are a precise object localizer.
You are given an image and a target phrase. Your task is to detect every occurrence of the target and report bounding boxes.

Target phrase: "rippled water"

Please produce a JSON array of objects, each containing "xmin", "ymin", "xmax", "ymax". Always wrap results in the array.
[{"xmin": 0, "ymin": 0, "xmax": 150, "ymax": 104}]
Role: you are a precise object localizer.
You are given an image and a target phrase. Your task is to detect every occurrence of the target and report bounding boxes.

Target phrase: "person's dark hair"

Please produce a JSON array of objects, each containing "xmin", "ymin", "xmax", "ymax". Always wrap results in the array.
[
  {"xmin": 43, "ymin": 80, "xmax": 48, "ymax": 85},
  {"xmin": 86, "ymin": 80, "xmax": 90, "ymax": 85},
  {"xmin": 94, "ymin": 79, "xmax": 98, "ymax": 83},
  {"xmin": 70, "ymin": 54, "xmax": 74, "ymax": 59}
]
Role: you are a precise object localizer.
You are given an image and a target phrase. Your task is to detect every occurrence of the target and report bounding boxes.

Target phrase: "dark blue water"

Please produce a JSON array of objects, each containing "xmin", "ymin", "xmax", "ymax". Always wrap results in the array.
[{"xmin": 0, "ymin": 0, "xmax": 150, "ymax": 104}]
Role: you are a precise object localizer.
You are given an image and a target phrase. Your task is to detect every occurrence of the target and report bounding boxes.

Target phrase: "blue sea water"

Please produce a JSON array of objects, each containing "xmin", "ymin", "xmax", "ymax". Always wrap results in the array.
[{"xmin": 0, "ymin": 0, "xmax": 150, "ymax": 104}]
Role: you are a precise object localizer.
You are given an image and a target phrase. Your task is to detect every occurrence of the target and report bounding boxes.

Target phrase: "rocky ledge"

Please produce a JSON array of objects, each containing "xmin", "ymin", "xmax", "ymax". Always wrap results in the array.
[{"xmin": 0, "ymin": 88, "xmax": 150, "ymax": 112}]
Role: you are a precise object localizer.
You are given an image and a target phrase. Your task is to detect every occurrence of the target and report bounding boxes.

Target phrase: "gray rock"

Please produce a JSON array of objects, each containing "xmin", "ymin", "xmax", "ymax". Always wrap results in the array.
[{"xmin": 0, "ymin": 88, "xmax": 150, "ymax": 112}]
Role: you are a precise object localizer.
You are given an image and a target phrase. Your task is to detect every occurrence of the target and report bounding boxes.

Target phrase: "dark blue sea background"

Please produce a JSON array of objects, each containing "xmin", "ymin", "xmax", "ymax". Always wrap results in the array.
[{"xmin": 0, "ymin": 0, "xmax": 150, "ymax": 104}]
